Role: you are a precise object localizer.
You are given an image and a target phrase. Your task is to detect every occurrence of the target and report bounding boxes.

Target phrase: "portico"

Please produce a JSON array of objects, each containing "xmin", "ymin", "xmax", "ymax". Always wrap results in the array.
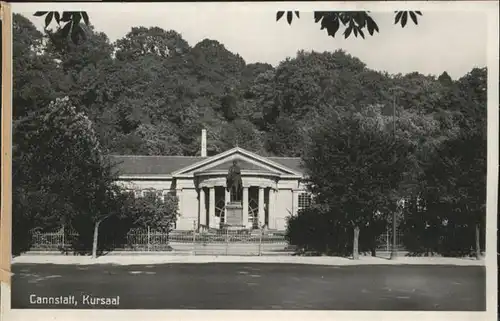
[
  {"xmin": 110, "ymin": 132, "xmax": 309, "ymax": 231},
  {"xmin": 196, "ymin": 172, "xmax": 278, "ymax": 229}
]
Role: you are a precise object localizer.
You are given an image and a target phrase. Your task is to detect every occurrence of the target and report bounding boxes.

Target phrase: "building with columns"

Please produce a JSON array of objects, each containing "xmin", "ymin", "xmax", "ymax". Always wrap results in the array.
[{"xmin": 109, "ymin": 130, "xmax": 311, "ymax": 231}]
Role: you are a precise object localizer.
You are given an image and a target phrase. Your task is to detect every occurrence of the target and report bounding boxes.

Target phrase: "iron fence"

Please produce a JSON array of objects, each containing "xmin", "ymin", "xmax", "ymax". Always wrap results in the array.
[
  {"xmin": 375, "ymin": 232, "xmax": 406, "ymax": 252},
  {"xmin": 30, "ymin": 224, "xmax": 291, "ymax": 256},
  {"xmin": 30, "ymin": 231, "xmax": 77, "ymax": 251},
  {"xmin": 29, "ymin": 225, "xmax": 404, "ymax": 256}
]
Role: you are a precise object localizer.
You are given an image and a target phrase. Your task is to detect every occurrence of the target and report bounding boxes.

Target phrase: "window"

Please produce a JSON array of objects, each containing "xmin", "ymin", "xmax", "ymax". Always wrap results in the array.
[{"xmin": 298, "ymin": 193, "xmax": 312, "ymax": 211}]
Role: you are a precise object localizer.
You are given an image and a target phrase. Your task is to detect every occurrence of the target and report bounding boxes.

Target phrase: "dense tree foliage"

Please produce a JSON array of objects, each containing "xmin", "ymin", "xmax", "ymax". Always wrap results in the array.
[
  {"xmin": 14, "ymin": 13, "xmax": 486, "ymax": 258},
  {"xmin": 399, "ymin": 68, "xmax": 487, "ymax": 258},
  {"xmin": 293, "ymin": 106, "xmax": 415, "ymax": 258},
  {"xmin": 126, "ymin": 192, "xmax": 179, "ymax": 233},
  {"xmin": 12, "ymin": 96, "xmax": 117, "ymax": 256}
]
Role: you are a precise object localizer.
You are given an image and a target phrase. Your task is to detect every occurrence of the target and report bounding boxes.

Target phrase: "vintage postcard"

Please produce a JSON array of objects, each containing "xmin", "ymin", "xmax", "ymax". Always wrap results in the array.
[{"xmin": 1, "ymin": 1, "xmax": 498, "ymax": 321}]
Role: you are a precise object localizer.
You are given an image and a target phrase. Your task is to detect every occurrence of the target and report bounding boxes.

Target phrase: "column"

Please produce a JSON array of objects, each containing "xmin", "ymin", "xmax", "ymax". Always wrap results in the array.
[
  {"xmin": 209, "ymin": 186, "xmax": 216, "ymax": 228},
  {"xmin": 258, "ymin": 187, "xmax": 265, "ymax": 228},
  {"xmin": 268, "ymin": 188, "xmax": 276, "ymax": 229},
  {"xmin": 199, "ymin": 188, "xmax": 206, "ymax": 227},
  {"xmin": 242, "ymin": 187, "xmax": 249, "ymax": 228},
  {"xmin": 175, "ymin": 188, "xmax": 183, "ymax": 216},
  {"xmin": 224, "ymin": 187, "xmax": 230, "ymax": 222}
]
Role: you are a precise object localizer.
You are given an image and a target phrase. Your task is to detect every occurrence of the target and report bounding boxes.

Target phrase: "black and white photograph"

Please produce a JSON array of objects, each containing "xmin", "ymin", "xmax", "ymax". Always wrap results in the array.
[{"xmin": 2, "ymin": 1, "xmax": 498, "ymax": 319}]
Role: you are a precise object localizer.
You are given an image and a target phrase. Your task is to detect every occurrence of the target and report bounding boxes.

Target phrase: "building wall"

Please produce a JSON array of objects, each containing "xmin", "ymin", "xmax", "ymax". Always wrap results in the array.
[
  {"xmin": 177, "ymin": 188, "xmax": 198, "ymax": 230},
  {"xmin": 116, "ymin": 175, "xmax": 307, "ymax": 231},
  {"xmin": 275, "ymin": 189, "xmax": 293, "ymax": 230}
]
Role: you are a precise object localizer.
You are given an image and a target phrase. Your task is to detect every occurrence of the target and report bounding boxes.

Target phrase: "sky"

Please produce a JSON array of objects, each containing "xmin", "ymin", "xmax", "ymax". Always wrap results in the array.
[{"xmin": 13, "ymin": 3, "xmax": 491, "ymax": 80}]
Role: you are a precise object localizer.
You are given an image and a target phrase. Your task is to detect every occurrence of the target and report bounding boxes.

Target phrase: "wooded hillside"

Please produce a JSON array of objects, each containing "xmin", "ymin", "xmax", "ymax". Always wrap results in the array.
[{"xmin": 14, "ymin": 14, "xmax": 484, "ymax": 159}]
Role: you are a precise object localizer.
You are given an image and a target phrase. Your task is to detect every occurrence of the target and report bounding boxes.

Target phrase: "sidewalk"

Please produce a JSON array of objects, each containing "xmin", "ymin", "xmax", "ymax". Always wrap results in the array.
[{"xmin": 11, "ymin": 253, "xmax": 486, "ymax": 266}]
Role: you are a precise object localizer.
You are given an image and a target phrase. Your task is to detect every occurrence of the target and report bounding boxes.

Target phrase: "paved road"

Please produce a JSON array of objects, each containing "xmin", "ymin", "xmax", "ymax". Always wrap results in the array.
[{"xmin": 11, "ymin": 263, "xmax": 485, "ymax": 310}]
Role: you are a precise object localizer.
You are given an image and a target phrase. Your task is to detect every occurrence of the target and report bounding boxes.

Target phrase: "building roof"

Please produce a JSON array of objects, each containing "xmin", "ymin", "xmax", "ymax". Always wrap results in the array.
[
  {"xmin": 108, "ymin": 155, "xmax": 206, "ymax": 175},
  {"xmin": 107, "ymin": 154, "xmax": 303, "ymax": 176},
  {"xmin": 267, "ymin": 157, "xmax": 304, "ymax": 174}
]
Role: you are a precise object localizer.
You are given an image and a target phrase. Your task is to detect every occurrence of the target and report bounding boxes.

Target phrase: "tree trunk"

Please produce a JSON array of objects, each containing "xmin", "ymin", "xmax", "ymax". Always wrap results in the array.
[
  {"xmin": 353, "ymin": 226, "xmax": 360, "ymax": 260},
  {"xmin": 475, "ymin": 223, "xmax": 481, "ymax": 260},
  {"xmin": 92, "ymin": 221, "xmax": 101, "ymax": 259}
]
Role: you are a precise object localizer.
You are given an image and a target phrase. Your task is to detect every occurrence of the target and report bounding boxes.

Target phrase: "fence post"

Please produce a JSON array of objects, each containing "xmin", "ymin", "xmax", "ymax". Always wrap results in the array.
[
  {"xmin": 386, "ymin": 232, "xmax": 389, "ymax": 252},
  {"xmin": 62, "ymin": 225, "xmax": 65, "ymax": 253},
  {"xmin": 258, "ymin": 224, "xmax": 263, "ymax": 256},
  {"xmin": 192, "ymin": 220, "xmax": 197, "ymax": 255},
  {"xmin": 224, "ymin": 228, "xmax": 227, "ymax": 256},
  {"xmin": 147, "ymin": 226, "xmax": 151, "ymax": 252}
]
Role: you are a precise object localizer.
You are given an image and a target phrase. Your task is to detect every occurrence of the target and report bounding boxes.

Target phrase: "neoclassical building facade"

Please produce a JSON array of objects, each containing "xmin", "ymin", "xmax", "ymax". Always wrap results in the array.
[{"xmin": 110, "ymin": 131, "xmax": 311, "ymax": 231}]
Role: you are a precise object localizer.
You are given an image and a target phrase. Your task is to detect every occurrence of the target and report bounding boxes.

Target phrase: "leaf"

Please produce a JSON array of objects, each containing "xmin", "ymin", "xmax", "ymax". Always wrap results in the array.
[
  {"xmin": 61, "ymin": 21, "xmax": 72, "ymax": 39},
  {"xmin": 33, "ymin": 11, "xmax": 48, "ymax": 17},
  {"xmin": 353, "ymin": 11, "xmax": 367, "ymax": 28},
  {"xmin": 276, "ymin": 11, "xmax": 285, "ymax": 21},
  {"xmin": 314, "ymin": 11, "xmax": 325, "ymax": 23},
  {"xmin": 366, "ymin": 15, "xmax": 379, "ymax": 35},
  {"xmin": 54, "ymin": 12, "xmax": 61, "ymax": 25},
  {"xmin": 416, "ymin": 11, "xmax": 422, "ymax": 16},
  {"xmin": 344, "ymin": 26, "xmax": 352, "ymax": 39},
  {"xmin": 44, "ymin": 12, "xmax": 54, "ymax": 28},
  {"xmin": 401, "ymin": 12, "xmax": 408, "ymax": 28},
  {"xmin": 409, "ymin": 11, "xmax": 418, "ymax": 25},
  {"xmin": 287, "ymin": 11, "xmax": 293, "ymax": 25},
  {"xmin": 81, "ymin": 11, "xmax": 90, "ymax": 26},
  {"xmin": 395, "ymin": 11, "xmax": 403, "ymax": 24},
  {"xmin": 61, "ymin": 12, "xmax": 73, "ymax": 22},
  {"xmin": 324, "ymin": 16, "xmax": 340, "ymax": 37},
  {"xmin": 358, "ymin": 28, "xmax": 365, "ymax": 39},
  {"xmin": 339, "ymin": 13, "xmax": 350, "ymax": 25},
  {"xmin": 295, "ymin": 11, "xmax": 300, "ymax": 18},
  {"xmin": 72, "ymin": 12, "xmax": 82, "ymax": 25},
  {"xmin": 353, "ymin": 27, "xmax": 358, "ymax": 37}
]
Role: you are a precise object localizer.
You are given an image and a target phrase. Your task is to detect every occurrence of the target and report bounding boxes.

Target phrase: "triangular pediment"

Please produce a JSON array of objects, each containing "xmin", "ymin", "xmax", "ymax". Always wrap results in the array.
[{"xmin": 172, "ymin": 147, "xmax": 302, "ymax": 177}]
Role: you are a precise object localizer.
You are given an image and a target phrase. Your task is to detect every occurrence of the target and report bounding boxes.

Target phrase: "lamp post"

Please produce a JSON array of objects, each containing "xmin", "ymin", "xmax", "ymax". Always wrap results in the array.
[{"xmin": 390, "ymin": 88, "xmax": 398, "ymax": 260}]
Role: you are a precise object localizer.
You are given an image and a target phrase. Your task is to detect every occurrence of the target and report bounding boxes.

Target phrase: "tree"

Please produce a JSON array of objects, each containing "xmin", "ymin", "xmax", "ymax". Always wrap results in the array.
[
  {"xmin": 13, "ymin": 14, "xmax": 66, "ymax": 119},
  {"xmin": 397, "ymin": 67, "xmax": 487, "ymax": 257},
  {"xmin": 265, "ymin": 116, "xmax": 306, "ymax": 157},
  {"xmin": 456, "ymin": 67, "xmax": 487, "ymax": 131},
  {"xmin": 272, "ymin": 50, "xmax": 369, "ymax": 119},
  {"xmin": 420, "ymin": 129, "xmax": 486, "ymax": 259},
  {"xmin": 437, "ymin": 71, "xmax": 453, "ymax": 86},
  {"xmin": 298, "ymin": 107, "xmax": 414, "ymax": 259},
  {"xmin": 127, "ymin": 192, "xmax": 179, "ymax": 233},
  {"xmin": 114, "ymin": 27, "xmax": 190, "ymax": 61},
  {"xmin": 220, "ymin": 119, "xmax": 265, "ymax": 153},
  {"xmin": 411, "ymin": 68, "xmax": 486, "ymax": 258},
  {"xmin": 43, "ymin": 24, "xmax": 116, "ymax": 132},
  {"xmin": 19, "ymin": 11, "xmax": 488, "ymax": 260},
  {"xmin": 86, "ymin": 166, "xmax": 123, "ymax": 259},
  {"xmin": 12, "ymin": 96, "xmax": 120, "ymax": 256}
]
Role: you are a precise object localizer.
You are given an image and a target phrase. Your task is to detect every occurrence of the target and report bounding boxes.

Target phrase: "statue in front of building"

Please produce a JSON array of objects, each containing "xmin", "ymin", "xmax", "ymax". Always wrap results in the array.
[{"xmin": 226, "ymin": 160, "xmax": 243, "ymax": 202}]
